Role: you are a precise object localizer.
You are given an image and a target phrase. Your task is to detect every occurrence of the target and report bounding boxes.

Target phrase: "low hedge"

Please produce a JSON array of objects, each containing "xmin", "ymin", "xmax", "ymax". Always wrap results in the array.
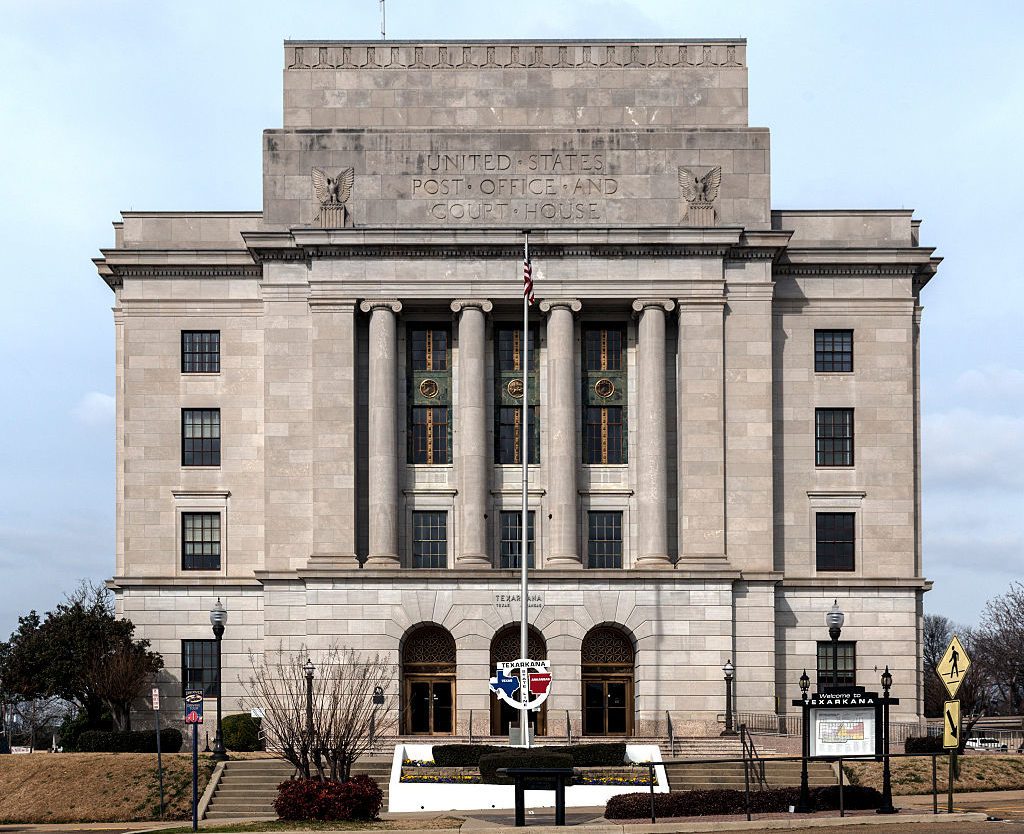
[
  {"xmin": 274, "ymin": 775, "xmax": 383, "ymax": 821},
  {"xmin": 77, "ymin": 727, "xmax": 183, "ymax": 753},
  {"xmin": 605, "ymin": 785, "xmax": 883, "ymax": 819},
  {"xmin": 906, "ymin": 735, "xmax": 964, "ymax": 755},
  {"xmin": 432, "ymin": 742, "xmax": 625, "ymax": 768},
  {"xmin": 223, "ymin": 713, "xmax": 262, "ymax": 752},
  {"xmin": 478, "ymin": 749, "xmax": 573, "ymax": 785}
]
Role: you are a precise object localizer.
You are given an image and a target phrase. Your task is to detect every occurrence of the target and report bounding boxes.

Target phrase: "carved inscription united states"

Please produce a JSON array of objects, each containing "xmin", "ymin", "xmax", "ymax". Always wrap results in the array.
[{"xmin": 412, "ymin": 151, "xmax": 619, "ymax": 223}]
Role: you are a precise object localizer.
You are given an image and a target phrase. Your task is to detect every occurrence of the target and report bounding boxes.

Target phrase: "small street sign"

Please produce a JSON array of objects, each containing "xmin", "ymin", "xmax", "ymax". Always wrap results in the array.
[
  {"xmin": 937, "ymin": 634, "xmax": 971, "ymax": 698},
  {"xmin": 151, "ymin": 687, "xmax": 160, "ymax": 711},
  {"xmin": 943, "ymin": 699, "xmax": 961, "ymax": 749},
  {"xmin": 184, "ymin": 689, "xmax": 204, "ymax": 725}
]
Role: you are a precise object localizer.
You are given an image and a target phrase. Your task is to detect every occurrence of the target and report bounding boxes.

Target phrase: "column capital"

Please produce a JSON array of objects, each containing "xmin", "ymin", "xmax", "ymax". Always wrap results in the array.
[
  {"xmin": 359, "ymin": 299, "xmax": 403, "ymax": 314},
  {"xmin": 539, "ymin": 298, "xmax": 582, "ymax": 314},
  {"xmin": 632, "ymin": 298, "xmax": 676, "ymax": 315},
  {"xmin": 450, "ymin": 298, "xmax": 494, "ymax": 314}
]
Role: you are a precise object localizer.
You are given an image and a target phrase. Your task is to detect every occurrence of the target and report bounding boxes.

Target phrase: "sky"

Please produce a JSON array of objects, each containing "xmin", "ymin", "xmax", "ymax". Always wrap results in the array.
[{"xmin": 0, "ymin": 0, "xmax": 1021, "ymax": 637}]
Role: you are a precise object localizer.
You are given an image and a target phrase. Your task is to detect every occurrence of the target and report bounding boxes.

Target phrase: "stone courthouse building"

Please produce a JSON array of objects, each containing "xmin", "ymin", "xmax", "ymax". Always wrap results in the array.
[{"xmin": 94, "ymin": 39, "xmax": 941, "ymax": 738}]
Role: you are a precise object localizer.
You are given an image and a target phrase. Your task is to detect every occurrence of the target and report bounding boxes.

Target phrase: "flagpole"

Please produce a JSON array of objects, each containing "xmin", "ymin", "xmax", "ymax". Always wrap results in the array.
[{"xmin": 520, "ymin": 231, "xmax": 530, "ymax": 748}]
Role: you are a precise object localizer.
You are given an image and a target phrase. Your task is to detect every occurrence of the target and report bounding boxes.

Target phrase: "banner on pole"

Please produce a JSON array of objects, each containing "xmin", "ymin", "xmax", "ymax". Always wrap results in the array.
[{"xmin": 184, "ymin": 689, "xmax": 204, "ymax": 725}]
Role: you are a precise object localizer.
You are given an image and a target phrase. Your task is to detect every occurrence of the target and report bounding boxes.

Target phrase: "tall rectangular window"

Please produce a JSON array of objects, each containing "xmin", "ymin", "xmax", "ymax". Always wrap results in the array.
[
  {"xmin": 182, "ymin": 512, "xmax": 221, "ymax": 570},
  {"xmin": 495, "ymin": 326, "xmax": 539, "ymax": 464},
  {"xmin": 412, "ymin": 511, "xmax": 447, "ymax": 569},
  {"xmin": 816, "ymin": 641, "xmax": 857, "ymax": 688},
  {"xmin": 582, "ymin": 326, "xmax": 627, "ymax": 464},
  {"xmin": 182, "ymin": 639, "xmax": 218, "ymax": 696},
  {"xmin": 815, "ymin": 330, "xmax": 853, "ymax": 373},
  {"xmin": 408, "ymin": 326, "xmax": 451, "ymax": 464},
  {"xmin": 816, "ymin": 512, "xmax": 855, "ymax": 571},
  {"xmin": 182, "ymin": 409, "xmax": 221, "ymax": 466},
  {"xmin": 181, "ymin": 331, "xmax": 220, "ymax": 373},
  {"xmin": 499, "ymin": 510, "xmax": 535, "ymax": 569},
  {"xmin": 587, "ymin": 511, "xmax": 623, "ymax": 569},
  {"xmin": 815, "ymin": 408, "xmax": 854, "ymax": 466}
]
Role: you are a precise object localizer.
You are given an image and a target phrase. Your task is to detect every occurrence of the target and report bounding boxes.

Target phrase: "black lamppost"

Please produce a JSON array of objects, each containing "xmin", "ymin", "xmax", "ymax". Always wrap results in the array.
[
  {"xmin": 304, "ymin": 658, "xmax": 315, "ymax": 768},
  {"xmin": 826, "ymin": 600, "xmax": 845, "ymax": 689},
  {"xmin": 209, "ymin": 598, "xmax": 228, "ymax": 761},
  {"xmin": 796, "ymin": 669, "xmax": 813, "ymax": 813},
  {"xmin": 877, "ymin": 666, "xmax": 897, "ymax": 814},
  {"xmin": 722, "ymin": 660, "xmax": 735, "ymax": 735}
]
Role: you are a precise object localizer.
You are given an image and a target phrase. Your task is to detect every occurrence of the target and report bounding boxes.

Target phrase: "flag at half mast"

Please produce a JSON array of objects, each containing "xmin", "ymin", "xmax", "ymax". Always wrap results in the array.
[{"xmin": 524, "ymin": 256, "xmax": 535, "ymax": 305}]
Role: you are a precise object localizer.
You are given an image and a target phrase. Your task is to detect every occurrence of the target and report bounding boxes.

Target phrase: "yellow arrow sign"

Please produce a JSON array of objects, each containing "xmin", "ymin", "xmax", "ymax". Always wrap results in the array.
[
  {"xmin": 936, "ymin": 634, "xmax": 971, "ymax": 698},
  {"xmin": 944, "ymin": 699, "xmax": 961, "ymax": 749}
]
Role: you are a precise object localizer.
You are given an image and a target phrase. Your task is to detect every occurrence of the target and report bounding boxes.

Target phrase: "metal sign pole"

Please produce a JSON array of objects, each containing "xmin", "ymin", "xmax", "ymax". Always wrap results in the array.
[
  {"xmin": 154, "ymin": 692, "xmax": 164, "ymax": 818},
  {"xmin": 520, "ymin": 231, "xmax": 530, "ymax": 749},
  {"xmin": 191, "ymin": 723, "xmax": 198, "ymax": 832}
]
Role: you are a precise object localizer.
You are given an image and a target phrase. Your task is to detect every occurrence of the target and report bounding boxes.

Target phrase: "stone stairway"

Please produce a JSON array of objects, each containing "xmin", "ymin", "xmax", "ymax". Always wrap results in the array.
[
  {"xmin": 664, "ymin": 759, "xmax": 836, "ymax": 791},
  {"xmin": 203, "ymin": 757, "xmax": 393, "ymax": 820}
]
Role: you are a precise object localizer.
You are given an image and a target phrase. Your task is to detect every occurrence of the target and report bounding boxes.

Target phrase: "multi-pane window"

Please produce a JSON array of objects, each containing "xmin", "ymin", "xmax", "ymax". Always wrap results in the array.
[
  {"xmin": 182, "ymin": 512, "xmax": 221, "ymax": 570},
  {"xmin": 587, "ymin": 511, "xmax": 623, "ymax": 569},
  {"xmin": 816, "ymin": 641, "xmax": 857, "ymax": 688},
  {"xmin": 815, "ymin": 408, "xmax": 854, "ymax": 466},
  {"xmin": 182, "ymin": 409, "xmax": 221, "ymax": 466},
  {"xmin": 582, "ymin": 326, "xmax": 627, "ymax": 464},
  {"xmin": 181, "ymin": 331, "xmax": 220, "ymax": 373},
  {"xmin": 815, "ymin": 512, "xmax": 855, "ymax": 571},
  {"xmin": 499, "ymin": 510, "xmax": 535, "ymax": 569},
  {"xmin": 182, "ymin": 639, "xmax": 218, "ymax": 696},
  {"xmin": 408, "ymin": 326, "xmax": 451, "ymax": 464},
  {"xmin": 495, "ymin": 327, "xmax": 539, "ymax": 465},
  {"xmin": 412, "ymin": 511, "xmax": 447, "ymax": 569},
  {"xmin": 815, "ymin": 330, "xmax": 853, "ymax": 373}
]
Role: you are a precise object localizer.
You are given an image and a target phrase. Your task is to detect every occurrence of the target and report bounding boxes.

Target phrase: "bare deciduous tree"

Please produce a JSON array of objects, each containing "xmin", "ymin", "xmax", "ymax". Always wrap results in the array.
[
  {"xmin": 86, "ymin": 644, "xmax": 161, "ymax": 731},
  {"xmin": 242, "ymin": 644, "xmax": 397, "ymax": 781}
]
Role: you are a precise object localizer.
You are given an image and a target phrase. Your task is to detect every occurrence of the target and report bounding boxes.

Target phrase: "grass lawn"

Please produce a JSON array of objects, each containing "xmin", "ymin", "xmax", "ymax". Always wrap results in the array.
[
  {"xmin": 157, "ymin": 818, "xmax": 465, "ymax": 832},
  {"xmin": 844, "ymin": 754, "xmax": 1024, "ymax": 795},
  {"xmin": 0, "ymin": 752, "xmax": 216, "ymax": 823}
]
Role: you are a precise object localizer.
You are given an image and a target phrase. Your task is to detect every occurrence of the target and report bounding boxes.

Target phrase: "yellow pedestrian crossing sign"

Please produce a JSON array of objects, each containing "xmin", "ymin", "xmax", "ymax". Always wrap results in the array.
[
  {"xmin": 937, "ymin": 634, "xmax": 971, "ymax": 698},
  {"xmin": 943, "ymin": 699, "xmax": 960, "ymax": 749}
]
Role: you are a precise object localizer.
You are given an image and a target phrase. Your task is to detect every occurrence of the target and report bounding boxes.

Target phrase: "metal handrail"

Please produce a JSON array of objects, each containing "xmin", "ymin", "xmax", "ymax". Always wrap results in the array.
[
  {"xmin": 739, "ymin": 723, "xmax": 767, "ymax": 790},
  {"xmin": 566, "ymin": 709, "xmax": 572, "ymax": 744},
  {"xmin": 666, "ymin": 711, "xmax": 674, "ymax": 758}
]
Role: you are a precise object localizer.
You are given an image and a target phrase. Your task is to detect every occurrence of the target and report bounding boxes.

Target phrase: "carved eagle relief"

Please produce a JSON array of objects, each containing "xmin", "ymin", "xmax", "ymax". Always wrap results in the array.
[
  {"xmin": 311, "ymin": 167, "xmax": 355, "ymax": 205},
  {"xmin": 677, "ymin": 166, "xmax": 723, "ymax": 203}
]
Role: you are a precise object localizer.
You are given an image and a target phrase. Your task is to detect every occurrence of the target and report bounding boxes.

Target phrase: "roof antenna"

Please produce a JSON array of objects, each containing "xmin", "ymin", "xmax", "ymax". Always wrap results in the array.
[{"xmin": 380, "ymin": 0, "xmax": 385, "ymax": 39}]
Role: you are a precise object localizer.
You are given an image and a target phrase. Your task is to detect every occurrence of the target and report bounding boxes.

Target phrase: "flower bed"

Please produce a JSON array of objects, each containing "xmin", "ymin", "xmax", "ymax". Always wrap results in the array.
[{"xmin": 398, "ymin": 764, "xmax": 652, "ymax": 786}]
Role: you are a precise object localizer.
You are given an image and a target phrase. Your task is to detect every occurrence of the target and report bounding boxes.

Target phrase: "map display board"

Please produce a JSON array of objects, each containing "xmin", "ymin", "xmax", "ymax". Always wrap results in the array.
[{"xmin": 810, "ymin": 707, "xmax": 877, "ymax": 757}]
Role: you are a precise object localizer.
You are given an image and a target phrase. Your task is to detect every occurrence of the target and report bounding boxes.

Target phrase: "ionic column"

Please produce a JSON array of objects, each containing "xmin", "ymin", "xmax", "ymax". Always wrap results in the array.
[
  {"xmin": 632, "ymin": 298, "xmax": 675, "ymax": 568},
  {"xmin": 539, "ymin": 298, "xmax": 582, "ymax": 568},
  {"xmin": 451, "ymin": 299, "xmax": 493, "ymax": 567},
  {"xmin": 360, "ymin": 299, "xmax": 403, "ymax": 568}
]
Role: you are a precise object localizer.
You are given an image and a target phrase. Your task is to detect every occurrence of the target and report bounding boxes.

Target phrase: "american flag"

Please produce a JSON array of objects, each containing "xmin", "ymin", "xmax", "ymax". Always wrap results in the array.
[{"xmin": 523, "ymin": 258, "xmax": 535, "ymax": 305}]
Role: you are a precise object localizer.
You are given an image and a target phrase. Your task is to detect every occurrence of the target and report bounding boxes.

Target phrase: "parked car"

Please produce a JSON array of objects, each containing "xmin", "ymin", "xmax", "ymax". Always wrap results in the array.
[{"xmin": 966, "ymin": 737, "xmax": 1008, "ymax": 752}]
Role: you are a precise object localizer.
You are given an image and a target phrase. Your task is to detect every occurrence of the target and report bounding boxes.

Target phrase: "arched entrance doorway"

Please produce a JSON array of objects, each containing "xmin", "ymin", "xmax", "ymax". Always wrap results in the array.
[
  {"xmin": 490, "ymin": 624, "xmax": 547, "ymax": 736},
  {"xmin": 581, "ymin": 625, "xmax": 634, "ymax": 736},
  {"xmin": 402, "ymin": 624, "xmax": 456, "ymax": 735}
]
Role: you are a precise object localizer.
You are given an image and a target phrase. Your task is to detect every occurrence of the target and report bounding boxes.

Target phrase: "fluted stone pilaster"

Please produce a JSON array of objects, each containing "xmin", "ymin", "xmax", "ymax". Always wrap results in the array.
[
  {"xmin": 539, "ymin": 298, "xmax": 582, "ymax": 568},
  {"xmin": 360, "ymin": 299, "xmax": 403, "ymax": 567},
  {"xmin": 451, "ymin": 299, "xmax": 493, "ymax": 567},
  {"xmin": 632, "ymin": 298, "xmax": 675, "ymax": 568}
]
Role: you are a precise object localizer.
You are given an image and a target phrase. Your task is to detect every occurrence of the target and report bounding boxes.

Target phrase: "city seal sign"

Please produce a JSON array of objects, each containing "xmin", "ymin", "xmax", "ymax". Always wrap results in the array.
[{"xmin": 489, "ymin": 658, "xmax": 552, "ymax": 711}]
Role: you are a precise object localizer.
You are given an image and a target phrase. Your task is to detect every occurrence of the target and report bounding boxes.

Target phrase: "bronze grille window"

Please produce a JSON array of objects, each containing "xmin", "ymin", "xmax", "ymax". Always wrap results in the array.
[
  {"xmin": 497, "ymin": 406, "xmax": 539, "ymax": 465},
  {"xmin": 182, "ymin": 409, "xmax": 220, "ymax": 466},
  {"xmin": 585, "ymin": 406, "xmax": 625, "ymax": 464},
  {"xmin": 412, "ymin": 511, "xmax": 447, "ymax": 569},
  {"xmin": 411, "ymin": 406, "xmax": 450, "ymax": 465},
  {"xmin": 582, "ymin": 325, "xmax": 627, "ymax": 464},
  {"xmin": 584, "ymin": 328, "xmax": 623, "ymax": 371},
  {"xmin": 815, "ymin": 408, "xmax": 854, "ymax": 466},
  {"xmin": 587, "ymin": 511, "xmax": 623, "ymax": 569},
  {"xmin": 182, "ymin": 639, "xmax": 218, "ymax": 696},
  {"xmin": 495, "ymin": 326, "xmax": 539, "ymax": 465},
  {"xmin": 815, "ymin": 330, "xmax": 853, "ymax": 373},
  {"xmin": 182, "ymin": 512, "xmax": 221, "ymax": 570},
  {"xmin": 499, "ymin": 510, "xmax": 535, "ymax": 569},
  {"xmin": 816, "ymin": 512, "xmax": 855, "ymax": 571},
  {"xmin": 181, "ymin": 331, "xmax": 220, "ymax": 373},
  {"xmin": 817, "ymin": 641, "xmax": 857, "ymax": 688},
  {"xmin": 410, "ymin": 328, "xmax": 448, "ymax": 371}
]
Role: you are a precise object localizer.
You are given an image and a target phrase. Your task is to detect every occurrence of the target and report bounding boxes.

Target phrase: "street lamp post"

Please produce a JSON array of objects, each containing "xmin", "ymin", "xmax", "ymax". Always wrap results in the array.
[
  {"xmin": 825, "ymin": 600, "xmax": 845, "ymax": 689},
  {"xmin": 722, "ymin": 660, "xmax": 735, "ymax": 735},
  {"xmin": 304, "ymin": 658, "xmax": 315, "ymax": 771},
  {"xmin": 877, "ymin": 666, "xmax": 897, "ymax": 814},
  {"xmin": 796, "ymin": 669, "xmax": 813, "ymax": 813},
  {"xmin": 209, "ymin": 598, "xmax": 228, "ymax": 761}
]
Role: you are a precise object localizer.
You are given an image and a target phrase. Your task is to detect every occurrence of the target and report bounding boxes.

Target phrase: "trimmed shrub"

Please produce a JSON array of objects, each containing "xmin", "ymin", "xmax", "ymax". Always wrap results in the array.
[
  {"xmin": 605, "ymin": 785, "xmax": 883, "ymax": 819},
  {"xmin": 563, "ymin": 743, "xmax": 626, "ymax": 767},
  {"xmin": 478, "ymin": 749, "xmax": 573, "ymax": 785},
  {"xmin": 77, "ymin": 727, "xmax": 183, "ymax": 753},
  {"xmin": 432, "ymin": 744, "xmax": 505, "ymax": 767},
  {"xmin": 905, "ymin": 734, "xmax": 963, "ymax": 755},
  {"xmin": 274, "ymin": 776, "xmax": 383, "ymax": 821},
  {"xmin": 222, "ymin": 713, "xmax": 262, "ymax": 752}
]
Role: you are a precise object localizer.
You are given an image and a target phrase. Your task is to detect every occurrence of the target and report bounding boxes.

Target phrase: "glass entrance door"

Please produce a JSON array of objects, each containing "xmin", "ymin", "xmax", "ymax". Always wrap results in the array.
[
  {"xmin": 406, "ymin": 679, "xmax": 454, "ymax": 735},
  {"xmin": 583, "ymin": 679, "xmax": 632, "ymax": 735}
]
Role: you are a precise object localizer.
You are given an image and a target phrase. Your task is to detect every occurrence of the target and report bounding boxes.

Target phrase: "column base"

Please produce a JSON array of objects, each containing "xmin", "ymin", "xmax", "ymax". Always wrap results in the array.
[
  {"xmin": 365, "ymin": 554, "xmax": 401, "ymax": 569},
  {"xmin": 676, "ymin": 553, "xmax": 730, "ymax": 570},
  {"xmin": 307, "ymin": 552, "xmax": 361, "ymax": 569},
  {"xmin": 544, "ymin": 556, "xmax": 584, "ymax": 569},
  {"xmin": 634, "ymin": 555, "xmax": 673, "ymax": 569},
  {"xmin": 455, "ymin": 554, "xmax": 492, "ymax": 568}
]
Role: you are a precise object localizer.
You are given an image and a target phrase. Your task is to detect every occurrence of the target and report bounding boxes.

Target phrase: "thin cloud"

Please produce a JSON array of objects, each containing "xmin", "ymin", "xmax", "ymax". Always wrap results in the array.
[{"xmin": 71, "ymin": 392, "xmax": 115, "ymax": 427}]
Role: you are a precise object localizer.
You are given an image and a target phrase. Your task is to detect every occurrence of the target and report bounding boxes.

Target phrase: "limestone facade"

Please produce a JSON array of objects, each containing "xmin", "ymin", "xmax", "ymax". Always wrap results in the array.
[{"xmin": 95, "ymin": 39, "xmax": 941, "ymax": 736}]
